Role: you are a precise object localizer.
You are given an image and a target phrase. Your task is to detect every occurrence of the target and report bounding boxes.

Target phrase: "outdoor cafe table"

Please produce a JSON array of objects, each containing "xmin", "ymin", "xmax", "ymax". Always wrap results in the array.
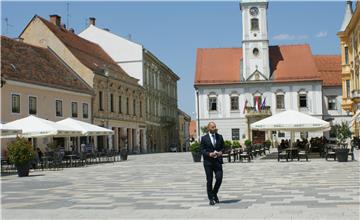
[
  {"xmin": 285, "ymin": 147, "xmax": 298, "ymax": 161},
  {"xmin": 65, "ymin": 154, "xmax": 77, "ymax": 167}
]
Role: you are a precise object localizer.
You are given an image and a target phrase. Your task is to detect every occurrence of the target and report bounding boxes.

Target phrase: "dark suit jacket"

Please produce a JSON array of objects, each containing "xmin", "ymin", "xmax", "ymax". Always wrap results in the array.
[{"xmin": 200, "ymin": 133, "xmax": 225, "ymax": 165}]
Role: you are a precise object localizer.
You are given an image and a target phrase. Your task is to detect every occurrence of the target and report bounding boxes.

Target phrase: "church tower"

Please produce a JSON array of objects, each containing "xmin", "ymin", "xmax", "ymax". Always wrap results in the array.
[{"xmin": 240, "ymin": 0, "xmax": 270, "ymax": 81}]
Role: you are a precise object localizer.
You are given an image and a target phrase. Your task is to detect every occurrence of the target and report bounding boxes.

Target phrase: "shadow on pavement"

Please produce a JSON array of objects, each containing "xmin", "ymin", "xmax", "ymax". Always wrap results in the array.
[{"xmin": 220, "ymin": 199, "xmax": 240, "ymax": 204}]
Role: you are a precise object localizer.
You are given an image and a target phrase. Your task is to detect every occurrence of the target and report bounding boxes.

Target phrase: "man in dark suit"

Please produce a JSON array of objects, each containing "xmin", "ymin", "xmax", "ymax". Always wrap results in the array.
[{"xmin": 200, "ymin": 122, "xmax": 224, "ymax": 206}]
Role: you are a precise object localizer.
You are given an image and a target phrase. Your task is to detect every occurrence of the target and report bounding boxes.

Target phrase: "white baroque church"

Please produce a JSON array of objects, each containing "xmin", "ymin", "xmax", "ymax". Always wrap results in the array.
[{"xmin": 194, "ymin": 0, "xmax": 351, "ymax": 144}]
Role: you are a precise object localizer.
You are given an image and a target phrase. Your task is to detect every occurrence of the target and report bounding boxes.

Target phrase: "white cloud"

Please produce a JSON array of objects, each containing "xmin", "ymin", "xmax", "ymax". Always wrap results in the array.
[
  {"xmin": 272, "ymin": 34, "xmax": 309, "ymax": 40},
  {"xmin": 316, "ymin": 31, "xmax": 328, "ymax": 38}
]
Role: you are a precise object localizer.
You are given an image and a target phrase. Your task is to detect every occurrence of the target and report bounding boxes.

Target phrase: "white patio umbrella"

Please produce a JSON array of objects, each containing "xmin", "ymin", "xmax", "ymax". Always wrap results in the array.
[
  {"xmin": 56, "ymin": 118, "xmax": 114, "ymax": 136},
  {"xmin": 251, "ymin": 110, "xmax": 330, "ymax": 146},
  {"xmin": 6, "ymin": 115, "xmax": 82, "ymax": 138},
  {"xmin": 0, "ymin": 123, "xmax": 22, "ymax": 138}
]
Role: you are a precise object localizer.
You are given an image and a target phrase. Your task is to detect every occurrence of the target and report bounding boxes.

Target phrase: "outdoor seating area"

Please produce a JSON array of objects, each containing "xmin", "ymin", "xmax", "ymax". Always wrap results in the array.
[
  {"xmin": 1, "ymin": 149, "xmax": 125, "ymax": 176},
  {"xmin": 224, "ymin": 144, "xmax": 269, "ymax": 163}
]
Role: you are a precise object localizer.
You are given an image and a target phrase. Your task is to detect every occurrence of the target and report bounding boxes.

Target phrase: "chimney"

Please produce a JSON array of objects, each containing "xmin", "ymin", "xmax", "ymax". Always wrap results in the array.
[
  {"xmin": 88, "ymin": 17, "xmax": 96, "ymax": 26},
  {"xmin": 50, "ymin": 15, "xmax": 61, "ymax": 26},
  {"xmin": 69, "ymin": 28, "xmax": 75, "ymax": 33}
]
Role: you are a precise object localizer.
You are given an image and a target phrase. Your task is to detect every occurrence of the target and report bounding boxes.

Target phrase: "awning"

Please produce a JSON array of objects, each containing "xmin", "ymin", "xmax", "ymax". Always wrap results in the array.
[
  {"xmin": 56, "ymin": 118, "xmax": 114, "ymax": 136},
  {"xmin": 6, "ymin": 115, "xmax": 82, "ymax": 138}
]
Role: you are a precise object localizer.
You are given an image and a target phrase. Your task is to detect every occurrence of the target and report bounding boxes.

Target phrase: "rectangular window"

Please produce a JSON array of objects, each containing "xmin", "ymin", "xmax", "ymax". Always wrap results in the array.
[
  {"xmin": 231, "ymin": 129, "xmax": 240, "ymax": 140},
  {"xmin": 56, "ymin": 100, "xmax": 63, "ymax": 117},
  {"xmin": 299, "ymin": 94, "xmax": 307, "ymax": 108},
  {"xmin": 99, "ymin": 91, "xmax": 103, "ymax": 111},
  {"xmin": 126, "ymin": 97, "xmax": 129, "ymax": 114},
  {"xmin": 327, "ymin": 96, "xmax": 337, "ymax": 110},
  {"xmin": 140, "ymin": 101, "xmax": 142, "ymax": 117},
  {"xmin": 118, "ymin": 96, "xmax": 122, "ymax": 113},
  {"xmin": 230, "ymin": 96, "xmax": 239, "ymax": 110},
  {"xmin": 278, "ymin": 132, "xmax": 285, "ymax": 138},
  {"xmin": 72, "ymin": 102, "xmax": 78, "ymax": 118},
  {"xmin": 346, "ymin": 80, "xmax": 351, "ymax": 98},
  {"xmin": 209, "ymin": 97, "xmax": 217, "ymax": 111},
  {"xmin": 11, "ymin": 94, "xmax": 20, "ymax": 113},
  {"xmin": 29, "ymin": 96, "xmax": 37, "ymax": 115},
  {"xmin": 133, "ymin": 99, "xmax": 136, "ymax": 116},
  {"xmin": 345, "ymin": 46, "xmax": 349, "ymax": 64},
  {"xmin": 83, "ymin": 103, "xmax": 89, "ymax": 119},
  {"xmin": 251, "ymin": 18, "xmax": 259, "ymax": 31},
  {"xmin": 276, "ymin": 94, "xmax": 285, "ymax": 109},
  {"xmin": 110, "ymin": 94, "xmax": 114, "ymax": 112}
]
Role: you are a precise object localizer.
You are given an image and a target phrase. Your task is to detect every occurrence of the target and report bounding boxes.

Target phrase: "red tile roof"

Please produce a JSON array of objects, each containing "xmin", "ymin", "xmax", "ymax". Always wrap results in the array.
[
  {"xmin": 1, "ymin": 36, "xmax": 93, "ymax": 95},
  {"xmin": 195, "ymin": 48, "xmax": 243, "ymax": 85},
  {"xmin": 36, "ymin": 16, "xmax": 138, "ymax": 85},
  {"xmin": 313, "ymin": 55, "xmax": 342, "ymax": 87},
  {"xmin": 194, "ymin": 44, "xmax": 339, "ymax": 86},
  {"xmin": 269, "ymin": 45, "xmax": 320, "ymax": 82}
]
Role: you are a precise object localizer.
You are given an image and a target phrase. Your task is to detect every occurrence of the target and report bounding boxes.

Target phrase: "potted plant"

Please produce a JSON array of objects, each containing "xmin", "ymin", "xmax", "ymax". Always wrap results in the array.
[
  {"xmin": 7, "ymin": 137, "xmax": 35, "ymax": 177},
  {"xmin": 232, "ymin": 141, "xmax": 241, "ymax": 149},
  {"xmin": 244, "ymin": 139, "xmax": 252, "ymax": 148},
  {"xmin": 190, "ymin": 141, "xmax": 201, "ymax": 162},
  {"xmin": 224, "ymin": 140, "xmax": 232, "ymax": 150},
  {"xmin": 334, "ymin": 122, "xmax": 352, "ymax": 162}
]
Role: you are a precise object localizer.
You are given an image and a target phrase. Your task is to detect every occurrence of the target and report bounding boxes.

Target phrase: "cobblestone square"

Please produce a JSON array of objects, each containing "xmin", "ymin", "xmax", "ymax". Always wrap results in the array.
[{"xmin": 1, "ymin": 152, "xmax": 359, "ymax": 219}]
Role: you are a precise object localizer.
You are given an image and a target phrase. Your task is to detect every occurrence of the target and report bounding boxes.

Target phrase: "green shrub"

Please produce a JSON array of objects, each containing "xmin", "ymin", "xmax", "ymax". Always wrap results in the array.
[
  {"xmin": 8, "ymin": 137, "xmax": 35, "ymax": 166},
  {"xmin": 224, "ymin": 140, "xmax": 232, "ymax": 149},
  {"xmin": 244, "ymin": 139, "xmax": 252, "ymax": 147},
  {"xmin": 190, "ymin": 141, "xmax": 200, "ymax": 153},
  {"xmin": 232, "ymin": 141, "xmax": 241, "ymax": 148},
  {"xmin": 264, "ymin": 139, "xmax": 272, "ymax": 147}
]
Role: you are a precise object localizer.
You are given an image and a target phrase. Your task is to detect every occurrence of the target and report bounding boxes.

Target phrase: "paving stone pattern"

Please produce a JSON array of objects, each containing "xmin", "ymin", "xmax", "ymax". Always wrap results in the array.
[{"xmin": 1, "ymin": 152, "xmax": 359, "ymax": 219}]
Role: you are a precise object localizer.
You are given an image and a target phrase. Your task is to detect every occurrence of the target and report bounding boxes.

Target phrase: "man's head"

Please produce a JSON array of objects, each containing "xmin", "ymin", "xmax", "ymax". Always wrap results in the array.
[{"xmin": 207, "ymin": 122, "xmax": 217, "ymax": 134}]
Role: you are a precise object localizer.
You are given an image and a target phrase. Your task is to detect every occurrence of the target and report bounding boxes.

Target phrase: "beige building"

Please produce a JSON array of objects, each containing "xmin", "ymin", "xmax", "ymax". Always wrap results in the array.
[
  {"xmin": 19, "ymin": 15, "xmax": 147, "ymax": 153},
  {"xmin": 1, "ymin": 36, "xmax": 93, "ymax": 153},
  {"xmin": 178, "ymin": 109, "xmax": 191, "ymax": 152},
  {"xmin": 338, "ymin": 1, "xmax": 360, "ymax": 136},
  {"xmin": 144, "ymin": 50, "xmax": 179, "ymax": 152}
]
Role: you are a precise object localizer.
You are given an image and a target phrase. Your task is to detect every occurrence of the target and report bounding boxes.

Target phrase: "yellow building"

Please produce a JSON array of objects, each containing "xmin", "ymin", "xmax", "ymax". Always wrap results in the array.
[{"xmin": 338, "ymin": 1, "xmax": 360, "ymax": 136}]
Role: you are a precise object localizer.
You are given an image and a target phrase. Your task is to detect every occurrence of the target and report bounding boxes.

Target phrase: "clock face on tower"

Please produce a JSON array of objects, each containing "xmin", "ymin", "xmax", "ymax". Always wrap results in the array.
[{"xmin": 249, "ymin": 7, "xmax": 259, "ymax": 16}]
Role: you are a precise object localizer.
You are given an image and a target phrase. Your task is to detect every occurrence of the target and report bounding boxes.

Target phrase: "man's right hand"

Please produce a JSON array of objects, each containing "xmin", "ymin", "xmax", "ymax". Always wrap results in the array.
[{"xmin": 209, "ymin": 152, "xmax": 216, "ymax": 158}]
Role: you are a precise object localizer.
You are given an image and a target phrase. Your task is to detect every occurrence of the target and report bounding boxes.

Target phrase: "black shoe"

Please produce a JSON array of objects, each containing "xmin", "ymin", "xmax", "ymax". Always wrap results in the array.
[
  {"xmin": 213, "ymin": 195, "xmax": 220, "ymax": 203},
  {"xmin": 209, "ymin": 200, "xmax": 215, "ymax": 206}
]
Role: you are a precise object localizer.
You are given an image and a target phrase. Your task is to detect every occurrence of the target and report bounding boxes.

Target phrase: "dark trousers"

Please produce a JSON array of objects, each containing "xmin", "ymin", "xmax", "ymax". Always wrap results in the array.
[{"xmin": 203, "ymin": 162, "xmax": 223, "ymax": 200}]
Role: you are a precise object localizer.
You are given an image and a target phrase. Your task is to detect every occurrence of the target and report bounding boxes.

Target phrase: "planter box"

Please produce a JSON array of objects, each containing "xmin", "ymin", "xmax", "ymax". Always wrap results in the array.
[
  {"xmin": 335, "ymin": 148, "xmax": 349, "ymax": 162},
  {"xmin": 191, "ymin": 152, "xmax": 202, "ymax": 162},
  {"xmin": 16, "ymin": 164, "xmax": 30, "ymax": 177}
]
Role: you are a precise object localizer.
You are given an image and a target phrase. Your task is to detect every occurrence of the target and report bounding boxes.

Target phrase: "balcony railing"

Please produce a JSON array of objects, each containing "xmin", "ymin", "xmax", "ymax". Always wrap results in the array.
[{"xmin": 245, "ymin": 106, "xmax": 271, "ymax": 116}]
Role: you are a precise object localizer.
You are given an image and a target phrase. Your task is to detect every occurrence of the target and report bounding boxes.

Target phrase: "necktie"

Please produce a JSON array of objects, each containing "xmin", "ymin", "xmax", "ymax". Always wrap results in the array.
[{"xmin": 212, "ymin": 134, "xmax": 216, "ymax": 146}]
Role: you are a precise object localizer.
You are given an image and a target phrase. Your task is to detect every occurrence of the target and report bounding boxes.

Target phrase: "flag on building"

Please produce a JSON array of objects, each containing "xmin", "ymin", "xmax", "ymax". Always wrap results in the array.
[
  {"xmin": 243, "ymin": 99, "xmax": 248, "ymax": 114},
  {"xmin": 261, "ymin": 97, "xmax": 266, "ymax": 109},
  {"xmin": 255, "ymin": 96, "xmax": 260, "ymax": 112}
]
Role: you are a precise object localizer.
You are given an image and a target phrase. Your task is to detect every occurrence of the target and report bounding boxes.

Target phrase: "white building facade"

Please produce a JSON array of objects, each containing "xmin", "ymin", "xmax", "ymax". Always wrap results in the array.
[
  {"xmin": 79, "ymin": 21, "xmax": 180, "ymax": 152},
  {"xmin": 194, "ymin": 0, "xmax": 351, "ymax": 144}
]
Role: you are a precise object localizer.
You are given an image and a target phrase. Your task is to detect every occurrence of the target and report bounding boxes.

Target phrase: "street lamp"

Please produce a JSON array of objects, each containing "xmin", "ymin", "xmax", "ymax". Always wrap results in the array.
[{"xmin": 196, "ymin": 89, "xmax": 201, "ymax": 142}]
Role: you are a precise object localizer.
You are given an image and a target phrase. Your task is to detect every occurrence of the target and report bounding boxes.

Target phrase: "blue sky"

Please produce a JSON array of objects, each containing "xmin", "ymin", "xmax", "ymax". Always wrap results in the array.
[{"xmin": 1, "ymin": 1, "xmax": 347, "ymax": 117}]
